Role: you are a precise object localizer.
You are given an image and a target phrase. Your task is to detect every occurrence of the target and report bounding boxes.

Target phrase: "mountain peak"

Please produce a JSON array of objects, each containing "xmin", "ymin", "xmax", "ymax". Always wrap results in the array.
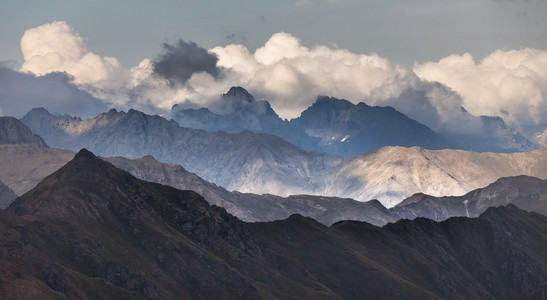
[
  {"xmin": 315, "ymin": 95, "xmax": 351, "ymax": 105},
  {"xmin": 74, "ymin": 148, "xmax": 97, "ymax": 160},
  {"xmin": 222, "ymin": 86, "xmax": 255, "ymax": 103},
  {"xmin": 478, "ymin": 203, "xmax": 542, "ymax": 224},
  {"xmin": 0, "ymin": 117, "xmax": 48, "ymax": 148},
  {"xmin": 308, "ymin": 96, "xmax": 363, "ymax": 112}
]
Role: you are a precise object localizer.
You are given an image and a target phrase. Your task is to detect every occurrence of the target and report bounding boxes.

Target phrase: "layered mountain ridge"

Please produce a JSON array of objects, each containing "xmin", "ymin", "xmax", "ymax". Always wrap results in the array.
[
  {"xmin": 172, "ymin": 87, "xmax": 456, "ymax": 156},
  {"xmin": 392, "ymin": 175, "xmax": 547, "ymax": 222},
  {"xmin": 171, "ymin": 87, "xmax": 537, "ymax": 154},
  {"xmin": 19, "ymin": 108, "xmax": 547, "ymax": 207},
  {"xmin": 1, "ymin": 139, "xmax": 545, "ymax": 226},
  {"xmin": 0, "ymin": 149, "xmax": 545, "ymax": 299}
]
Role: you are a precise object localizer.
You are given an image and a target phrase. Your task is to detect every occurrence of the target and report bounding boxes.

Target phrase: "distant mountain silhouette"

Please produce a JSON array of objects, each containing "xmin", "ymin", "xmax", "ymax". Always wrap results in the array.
[
  {"xmin": 439, "ymin": 114, "xmax": 536, "ymax": 153},
  {"xmin": 290, "ymin": 95, "xmax": 455, "ymax": 155},
  {"xmin": 171, "ymin": 87, "xmax": 455, "ymax": 156},
  {"xmin": 171, "ymin": 87, "xmax": 536, "ymax": 154}
]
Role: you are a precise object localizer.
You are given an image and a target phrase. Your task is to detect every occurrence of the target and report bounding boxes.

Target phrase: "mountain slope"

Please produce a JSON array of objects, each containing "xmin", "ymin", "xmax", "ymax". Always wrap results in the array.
[
  {"xmin": 0, "ymin": 117, "xmax": 48, "ymax": 147},
  {"xmin": 0, "ymin": 144, "xmax": 74, "ymax": 196},
  {"xmin": 172, "ymin": 87, "xmax": 291, "ymax": 135},
  {"xmin": 439, "ymin": 115, "xmax": 536, "ymax": 153},
  {"xmin": 1, "ymin": 149, "xmax": 546, "ymax": 299},
  {"xmin": 253, "ymin": 205, "xmax": 547, "ymax": 299},
  {"xmin": 15, "ymin": 109, "xmax": 547, "ymax": 207},
  {"xmin": 335, "ymin": 146, "xmax": 547, "ymax": 207},
  {"xmin": 171, "ymin": 87, "xmax": 536, "ymax": 154},
  {"xmin": 0, "ymin": 180, "xmax": 16, "ymax": 209},
  {"xmin": 3, "ymin": 142, "xmax": 545, "ymax": 226},
  {"xmin": 171, "ymin": 87, "xmax": 455, "ymax": 156},
  {"xmin": 104, "ymin": 155, "xmax": 396, "ymax": 226},
  {"xmin": 290, "ymin": 96, "xmax": 454, "ymax": 155},
  {"xmin": 21, "ymin": 107, "xmax": 340, "ymax": 196},
  {"xmin": 5, "ymin": 149, "xmax": 273, "ymax": 299},
  {"xmin": 393, "ymin": 175, "xmax": 547, "ymax": 221}
]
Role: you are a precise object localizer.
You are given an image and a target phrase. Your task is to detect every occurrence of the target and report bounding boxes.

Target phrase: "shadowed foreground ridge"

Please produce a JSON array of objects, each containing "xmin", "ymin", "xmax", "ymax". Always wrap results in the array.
[{"xmin": 1, "ymin": 149, "xmax": 546, "ymax": 299}]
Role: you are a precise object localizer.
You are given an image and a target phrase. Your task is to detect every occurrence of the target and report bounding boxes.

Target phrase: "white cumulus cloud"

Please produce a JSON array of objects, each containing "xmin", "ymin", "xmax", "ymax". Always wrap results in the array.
[
  {"xmin": 211, "ymin": 32, "xmax": 412, "ymax": 118},
  {"xmin": 414, "ymin": 48, "xmax": 547, "ymax": 126},
  {"xmin": 15, "ymin": 21, "xmax": 547, "ymax": 132},
  {"xmin": 20, "ymin": 21, "xmax": 125, "ymax": 91}
]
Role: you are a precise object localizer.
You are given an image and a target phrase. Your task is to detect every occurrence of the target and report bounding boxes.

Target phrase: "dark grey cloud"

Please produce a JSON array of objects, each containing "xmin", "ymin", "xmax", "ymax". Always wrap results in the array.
[
  {"xmin": 153, "ymin": 40, "xmax": 222, "ymax": 86},
  {"xmin": 0, "ymin": 65, "xmax": 109, "ymax": 118}
]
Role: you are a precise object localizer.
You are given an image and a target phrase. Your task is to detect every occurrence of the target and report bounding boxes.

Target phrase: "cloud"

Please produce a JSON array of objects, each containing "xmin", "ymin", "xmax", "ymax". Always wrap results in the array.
[
  {"xmin": 20, "ymin": 21, "xmax": 124, "ymax": 88},
  {"xmin": 0, "ymin": 65, "xmax": 108, "ymax": 118},
  {"xmin": 211, "ymin": 32, "xmax": 413, "ymax": 118},
  {"xmin": 414, "ymin": 48, "xmax": 547, "ymax": 126},
  {"xmin": 152, "ymin": 40, "xmax": 222, "ymax": 86},
  {"xmin": 14, "ymin": 21, "xmax": 547, "ymax": 133}
]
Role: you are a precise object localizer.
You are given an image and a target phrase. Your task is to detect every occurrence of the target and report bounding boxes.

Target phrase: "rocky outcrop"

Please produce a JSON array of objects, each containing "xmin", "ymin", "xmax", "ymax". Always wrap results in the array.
[{"xmin": 0, "ymin": 117, "xmax": 48, "ymax": 147}]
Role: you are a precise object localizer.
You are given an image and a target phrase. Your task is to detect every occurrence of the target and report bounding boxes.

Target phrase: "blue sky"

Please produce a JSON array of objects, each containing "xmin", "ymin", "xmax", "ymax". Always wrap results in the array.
[{"xmin": 1, "ymin": 0, "xmax": 546, "ymax": 67}]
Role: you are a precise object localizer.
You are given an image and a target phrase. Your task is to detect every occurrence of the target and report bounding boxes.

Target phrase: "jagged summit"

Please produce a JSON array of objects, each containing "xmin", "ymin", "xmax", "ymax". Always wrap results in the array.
[
  {"xmin": 293, "ymin": 94, "xmax": 455, "ymax": 155},
  {"xmin": 480, "ymin": 203, "xmax": 522, "ymax": 219},
  {"xmin": 222, "ymin": 86, "xmax": 256, "ymax": 103},
  {"xmin": 312, "ymin": 95, "xmax": 360, "ymax": 108},
  {"xmin": 25, "ymin": 107, "xmax": 51, "ymax": 115}
]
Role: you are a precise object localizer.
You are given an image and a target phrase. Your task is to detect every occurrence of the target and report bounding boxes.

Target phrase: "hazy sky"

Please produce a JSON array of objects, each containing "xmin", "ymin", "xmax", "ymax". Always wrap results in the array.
[
  {"xmin": 0, "ymin": 0, "xmax": 546, "ymax": 131},
  {"xmin": 1, "ymin": 0, "xmax": 546, "ymax": 67}
]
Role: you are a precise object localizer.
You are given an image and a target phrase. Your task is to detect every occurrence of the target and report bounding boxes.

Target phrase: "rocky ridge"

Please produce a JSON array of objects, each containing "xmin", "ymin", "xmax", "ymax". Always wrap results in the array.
[
  {"xmin": 0, "ymin": 150, "xmax": 545, "ymax": 299},
  {"xmin": 20, "ymin": 108, "xmax": 547, "ymax": 207},
  {"xmin": 0, "ymin": 117, "xmax": 48, "ymax": 147},
  {"xmin": 1, "ymin": 142, "xmax": 545, "ymax": 226}
]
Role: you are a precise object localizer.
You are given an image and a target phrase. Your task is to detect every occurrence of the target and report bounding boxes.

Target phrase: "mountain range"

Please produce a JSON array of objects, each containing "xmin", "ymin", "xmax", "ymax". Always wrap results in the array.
[
  {"xmin": 1, "ymin": 118, "xmax": 545, "ymax": 227},
  {"xmin": 15, "ymin": 112, "xmax": 547, "ymax": 207},
  {"xmin": 171, "ymin": 86, "xmax": 536, "ymax": 154},
  {"xmin": 392, "ymin": 175, "xmax": 547, "ymax": 221},
  {"xmin": 1, "ymin": 148, "xmax": 545, "ymax": 299},
  {"xmin": 172, "ymin": 87, "xmax": 456, "ymax": 156}
]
